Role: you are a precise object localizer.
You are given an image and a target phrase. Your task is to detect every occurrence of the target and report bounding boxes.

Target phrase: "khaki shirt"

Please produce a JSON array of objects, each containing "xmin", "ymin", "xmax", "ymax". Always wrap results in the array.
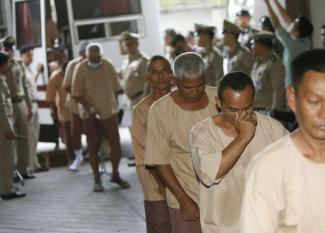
[
  {"xmin": 6, "ymin": 59, "xmax": 31, "ymax": 107},
  {"xmin": 251, "ymin": 52, "xmax": 285, "ymax": 110},
  {"xmin": 46, "ymin": 69, "xmax": 71, "ymax": 122},
  {"xmin": 121, "ymin": 52, "xmax": 149, "ymax": 106},
  {"xmin": 202, "ymin": 48, "xmax": 224, "ymax": 86},
  {"xmin": 226, "ymin": 44, "xmax": 254, "ymax": 75},
  {"xmin": 72, "ymin": 59, "xmax": 120, "ymax": 120},
  {"xmin": 62, "ymin": 58, "xmax": 82, "ymax": 115},
  {"xmin": 239, "ymin": 27, "xmax": 259, "ymax": 49},
  {"xmin": 0, "ymin": 74, "xmax": 14, "ymax": 133},
  {"xmin": 144, "ymin": 86, "xmax": 218, "ymax": 209},
  {"xmin": 190, "ymin": 113, "xmax": 288, "ymax": 233},
  {"xmin": 241, "ymin": 136, "xmax": 325, "ymax": 233}
]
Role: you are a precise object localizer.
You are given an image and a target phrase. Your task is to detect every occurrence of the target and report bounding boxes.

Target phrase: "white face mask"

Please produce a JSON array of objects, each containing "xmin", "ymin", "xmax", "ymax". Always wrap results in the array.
[{"xmin": 87, "ymin": 60, "xmax": 103, "ymax": 69}]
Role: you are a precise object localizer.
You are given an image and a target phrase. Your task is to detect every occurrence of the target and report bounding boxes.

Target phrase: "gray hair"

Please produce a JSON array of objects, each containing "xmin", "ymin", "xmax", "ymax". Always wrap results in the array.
[
  {"xmin": 85, "ymin": 42, "xmax": 103, "ymax": 56},
  {"xmin": 173, "ymin": 52, "xmax": 205, "ymax": 80}
]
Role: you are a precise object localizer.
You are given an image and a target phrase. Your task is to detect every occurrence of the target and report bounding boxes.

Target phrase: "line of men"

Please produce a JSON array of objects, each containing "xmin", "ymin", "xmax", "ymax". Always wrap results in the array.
[
  {"xmin": 131, "ymin": 50, "xmax": 325, "ymax": 233},
  {"xmin": 0, "ymin": 36, "xmax": 47, "ymax": 200}
]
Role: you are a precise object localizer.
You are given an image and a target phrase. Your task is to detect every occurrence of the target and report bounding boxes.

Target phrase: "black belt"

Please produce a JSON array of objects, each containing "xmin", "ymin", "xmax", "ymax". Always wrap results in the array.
[
  {"xmin": 32, "ymin": 100, "xmax": 38, "ymax": 103},
  {"xmin": 130, "ymin": 91, "xmax": 143, "ymax": 100},
  {"xmin": 11, "ymin": 97, "xmax": 24, "ymax": 104}
]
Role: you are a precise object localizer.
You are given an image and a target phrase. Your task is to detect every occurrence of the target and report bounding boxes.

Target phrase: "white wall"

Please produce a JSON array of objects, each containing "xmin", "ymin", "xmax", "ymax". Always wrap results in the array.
[
  {"xmin": 310, "ymin": 0, "xmax": 325, "ymax": 48},
  {"xmin": 160, "ymin": 7, "xmax": 227, "ymax": 36}
]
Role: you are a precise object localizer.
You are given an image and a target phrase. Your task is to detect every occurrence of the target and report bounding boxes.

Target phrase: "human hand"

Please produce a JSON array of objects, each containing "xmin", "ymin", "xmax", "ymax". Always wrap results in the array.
[
  {"xmin": 179, "ymin": 195, "xmax": 200, "ymax": 221},
  {"xmin": 235, "ymin": 110, "xmax": 257, "ymax": 142},
  {"xmin": 5, "ymin": 130, "xmax": 16, "ymax": 140}
]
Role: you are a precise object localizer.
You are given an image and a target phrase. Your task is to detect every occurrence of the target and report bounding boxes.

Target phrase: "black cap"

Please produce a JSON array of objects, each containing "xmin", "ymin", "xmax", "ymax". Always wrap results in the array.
[
  {"xmin": 0, "ymin": 51, "xmax": 9, "ymax": 65},
  {"xmin": 0, "ymin": 36, "xmax": 16, "ymax": 49},
  {"xmin": 19, "ymin": 44, "xmax": 34, "ymax": 54},
  {"xmin": 236, "ymin": 10, "xmax": 251, "ymax": 17}
]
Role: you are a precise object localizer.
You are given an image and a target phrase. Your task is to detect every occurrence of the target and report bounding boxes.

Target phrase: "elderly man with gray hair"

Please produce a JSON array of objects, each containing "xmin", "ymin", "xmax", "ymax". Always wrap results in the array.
[
  {"xmin": 72, "ymin": 43, "xmax": 129, "ymax": 192},
  {"xmin": 144, "ymin": 52, "xmax": 217, "ymax": 233}
]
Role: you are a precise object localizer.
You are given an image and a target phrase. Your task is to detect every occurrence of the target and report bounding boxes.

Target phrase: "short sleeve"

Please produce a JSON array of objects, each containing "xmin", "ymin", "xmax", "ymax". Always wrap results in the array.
[
  {"xmin": 190, "ymin": 122, "xmax": 223, "ymax": 187},
  {"xmin": 144, "ymin": 105, "xmax": 170, "ymax": 166},
  {"xmin": 71, "ymin": 64, "xmax": 84, "ymax": 98},
  {"xmin": 240, "ymin": 158, "xmax": 285, "ymax": 233}
]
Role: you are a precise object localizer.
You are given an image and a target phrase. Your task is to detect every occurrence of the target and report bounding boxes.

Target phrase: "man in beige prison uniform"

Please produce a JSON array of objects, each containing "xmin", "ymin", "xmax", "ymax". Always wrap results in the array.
[
  {"xmin": 20, "ymin": 44, "xmax": 44, "ymax": 172},
  {"xmin": 0, "ymin": 51, "xmax": 26, "ymax": 200},
  {"xmin": 190, "ymin": 72, "xmax": 288, "ymax": 233},
  {"xmin": 72, "ymin": 43, "xmax": 129, "ymax": 192},
  {"xmin": 250, "ymin": 31, "xmax": 285, "ymax": 115},
  {"xmin": 144, "ymin": 52, "xmax": 218, "ymax": 233},
  {"xmin": 222, "ymin": 20, "xmax": 254, "ymax": 75},
  {"xmin": 62, "ymin": 41, "xmax": 89, "ymax": 171},
  {"xmin": 195, "ymin": 23, "xmax": 224, "ymax": 87},
  {"xmin": 46, "ymin": 66, "xmax": 74, "ymax": 165},
  {"xmin": 1, "ymin": 36, "xmax": 33, "ymax": 178},
  {"xmin": 120, "ymin": 32, "xmax": 150, "ymax": 107},
  {"xmin": 131, "ymin": 56, "xmax": 172, "ymax": 233},
  {"xmin": 240, "ymin": 49, "xmax": 325, "ymax": 233}
]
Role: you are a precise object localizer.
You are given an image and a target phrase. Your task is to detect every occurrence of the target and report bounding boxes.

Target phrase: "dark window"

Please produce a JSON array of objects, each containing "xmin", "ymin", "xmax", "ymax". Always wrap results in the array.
[
  {"xmin": 15, "ymin": 0, "xmax": 42, "ymax": 48},
  {"xmin": 110, "ymin": 20, "xmax": 138, "ymax": 36},
  {"xmin": 77, "ymin": 23, "xmax": 106, "ymax": 40},
  {"xmin": 72, "ymin": 0, "xmax": 141, "ymax": 20}
]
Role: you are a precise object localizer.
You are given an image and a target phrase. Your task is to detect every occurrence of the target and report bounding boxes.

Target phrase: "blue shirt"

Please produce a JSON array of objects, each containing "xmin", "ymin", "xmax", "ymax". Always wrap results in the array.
[{"xmin": 276, "ymin": 27, "xmax": 311, "ymax": 87}]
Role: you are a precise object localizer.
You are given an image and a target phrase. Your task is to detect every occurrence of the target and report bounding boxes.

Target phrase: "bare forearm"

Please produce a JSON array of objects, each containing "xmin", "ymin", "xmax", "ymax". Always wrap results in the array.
[
  {"xmin": 217, "ymin": 136, "xmax": 250, "ymax": 179},
  {"xmin": 265, "ymin": 0, "xmax": 281, "ymax": 29},
  {"xmin": 154, "ymin": 165, "xmax": 188, "ymax": 201},
  {"xmin": 274, "ymin": 0, "xmax": 293, "ymax": 25}
]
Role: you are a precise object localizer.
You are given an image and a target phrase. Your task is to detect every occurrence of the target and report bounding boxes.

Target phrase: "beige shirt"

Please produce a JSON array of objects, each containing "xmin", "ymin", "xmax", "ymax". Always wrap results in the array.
[
  {"xmin": 241, "ymin": 135, "xmax": 325, "ymax": 233},
  {"xmin": 121, "ymin": 52, "xmax": 149, "ymax": 106},
  {"xmin": 62, "ymin": 58, "xmax": 82, "ymax": 115},
  {"xmin": 202, "ymin": 48, "xmax": 224, "ymax": 87},
  {"xmin": 251, "ymin": 52, "xmax": 285, "ymax": 110},
  {"xmin": 0, "ymin": 74, "xmax": 14, "ymax": 133},
  {"xmin": 46, "ymin": 69, "xmax": 70, "ymax": 122},
  {"xmin": 144, "ymin": 86, "xmax": 218, "ymax": 209},
  {"xmin": 190, "ymin": 114, "xmax": 288, "ymax": 233},
  {"xmin": 226, "ymin": 44, "xmax": 254, "ymax": 75},
  {"xmin": 72, "ymin": 59, "xmax": 120, "ymax": 120},
  {"xmin": 131, "ymin": 96, "xmax": 167, "ymax": 201}
]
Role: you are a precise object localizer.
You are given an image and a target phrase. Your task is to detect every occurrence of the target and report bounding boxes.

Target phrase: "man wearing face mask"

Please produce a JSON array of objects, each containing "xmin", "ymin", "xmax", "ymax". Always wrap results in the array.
[
  {"xmin": 190, "ymin": 72, "xmax": 288, "ymax": 233},
  {"xmin": 195, "ymin": 23, "xmax": 224, "ymax": 87},
  {"xmin": 264, "ymin": 0, "xmax": 313, "ymax": 88},
  {"xmin": 72, "ymin": 43, "xmax": 129, "ymax": 192}
]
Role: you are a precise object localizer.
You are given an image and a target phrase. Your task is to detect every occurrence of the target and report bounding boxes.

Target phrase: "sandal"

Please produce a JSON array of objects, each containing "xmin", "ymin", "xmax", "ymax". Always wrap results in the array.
[
  {"xmin": 110, "ymin": 176, "xmax": 130, "ymax": 189},
  {"xmin": 93, "ymin": 181, "xmax": 104, "ymax": 192}
]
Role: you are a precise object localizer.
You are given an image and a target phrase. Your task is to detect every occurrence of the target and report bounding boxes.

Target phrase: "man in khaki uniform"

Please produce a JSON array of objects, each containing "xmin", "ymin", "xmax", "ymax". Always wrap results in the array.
[
  {"xmin": 20, "ymin": 44, "xmax": 44, "ymax": 172},
  {"xmin": 1, "ymin": 36, "xmax": 34, "ymax": 178},
  {"xmin": 131, "ymin": 55, "xmax": 172, "ymax": 233},
  {"xmin": 195, "ymin": 23, "xmax": 224, "ymax": 87},
  {"xmin": 72, "ymin": 43, "xmax": 129, "ymax": 192},
  {"xmin": 236, "ymin": 10, "xmax": 259, "ymax": 49},
  {"xmin": 222, "ymin": 20, "xmax": 254, "ymax": 75},
  {"xmin": 144, "ymin": 52, "xmax": 218, "ymax": 233},
  {"xmin": 62, "ymin": 41, "xmax": 89, "ymax": 171},
  {"xmin": 46, "ymin": 65, "xmax": 74, "ymax": 165},
  {"xmin": 251, "ymin": 31, "xmax": 285, "ymax": 115},
  {"xmin": 190, "ymin": 72, "xmax": 288, "ymax": 233},
  {"xmin": 241, "ymin": 49, "xmax": 325, "ymax": 233},
  {"xmin": 120, "ymin": 32, "xmax": 150, "ymax": 107},
  {"xmin": 0, "ymin": 51, "xmax": 26, "ymax": 200}
]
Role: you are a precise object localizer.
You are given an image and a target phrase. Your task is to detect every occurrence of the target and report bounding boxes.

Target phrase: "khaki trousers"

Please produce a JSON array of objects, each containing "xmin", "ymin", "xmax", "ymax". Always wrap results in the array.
[
  {"xmin": 0, "ymin": 131, "xmax": 15, "ymax": 195},
  {"xmin": 27, "ymin": 103, "xmax": 40, "ymax": 170},
  {"xmin": 13, "ymin": 101, "xmax": 29, "ymax": 174}
]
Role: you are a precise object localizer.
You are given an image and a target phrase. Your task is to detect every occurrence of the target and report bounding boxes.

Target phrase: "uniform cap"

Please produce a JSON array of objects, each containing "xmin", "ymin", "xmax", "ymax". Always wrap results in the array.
[
  {"xmin": 223, "ymin": 20, "xmax": 243, "ymax": 35},
  {"xmin": 119, "ymin": 31, "xmax": 139, "ymax": 43},
  {"xmin": 0, "ymin": 36, "xmax": 16, "ymax": 48},
  {"xmin": 236, "ymin": 9, "xmax": 251, "ymax": 17},
  {"xmin": 194, "ymin": 23, "xmax": 216, "ymax": 33},
  {"xmin": 19, "ymin": 44, "xmax": 34, "ymax": 54},
  {"xmin": 252, "ymin": 30, "xmax": 274, "ymax": 40}
]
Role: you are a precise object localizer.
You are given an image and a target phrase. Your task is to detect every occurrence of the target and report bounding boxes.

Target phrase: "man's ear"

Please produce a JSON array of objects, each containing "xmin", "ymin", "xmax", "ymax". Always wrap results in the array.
[
  {"xmin": 286, "ymin": 85, "xmax": 297, "ymax": 113},
  {"xmin": 144, "ymin": 73, "xmax": 150, "ymax": 82},
  {"xmin": 171, "ymin": 75, "xmax": 176, "ymax": 86},
  {"xmin": 215, "ymin": 96, "xmax": 222, "ymax": 112}
]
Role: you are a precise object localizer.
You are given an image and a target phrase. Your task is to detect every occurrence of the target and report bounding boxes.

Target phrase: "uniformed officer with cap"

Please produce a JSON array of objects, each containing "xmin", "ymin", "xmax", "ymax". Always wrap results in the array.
[
  {"xmin": 222, "ymin": 20, "xmax": 254, "ymax": 74},
  {"xmin": 251, "ymin": 30, "xmax": 285, "ymax": 115},
  {"xmin": 195, "ymin": 23, "xmax": 224, "ymax": 86},
  {"xmin": 236, "ymin": 9, "xmax": 259, "ymax": 49},
  {"xmin": 119, "ymin": 32, "xmax": 150, "ymax": 107},
  {"xmin": 1, "ymin": 36, "xmax": 34, "ymax": 178},
  {"xmin": 0, "ymin": 51, "xmax": 26, "ymax": 200}
]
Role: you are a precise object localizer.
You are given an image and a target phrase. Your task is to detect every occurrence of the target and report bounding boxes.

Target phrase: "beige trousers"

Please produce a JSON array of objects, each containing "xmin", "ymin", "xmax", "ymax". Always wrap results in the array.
[
  {"xmin": 27, "ymin": 103, "xmax": 40, "ymax": 170},
  {"xmin": 0, "ymin": 131, "xmax": 15, "ymax": 195}
]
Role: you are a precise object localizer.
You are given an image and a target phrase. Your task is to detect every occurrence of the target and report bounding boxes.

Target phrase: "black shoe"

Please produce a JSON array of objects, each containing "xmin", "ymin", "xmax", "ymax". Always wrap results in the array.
[
  {"xmin": 22, "ymin": 174, "xmax": 36, "ymax": 179},
  {"xmin": 127, "ymin": 158, "xmax": 136, "ymax": 167},
  {"xmin": 1, "ymin": 191, "xmax": 26, "ymax": 200}
]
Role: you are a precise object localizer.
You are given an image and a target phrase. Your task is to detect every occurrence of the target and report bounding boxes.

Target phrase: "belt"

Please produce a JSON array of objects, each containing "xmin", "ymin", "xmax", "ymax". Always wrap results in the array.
[
  {"xmin": 11, "ymin": 96, "xmax": 24, "ymax": 104},
  {"xmin": 130, "ymin": 91, "xmax": 143, "ymax": 100},
  {"xmin": 32, "ymin": 100, "xmax": 38, "ymax": 103}
]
